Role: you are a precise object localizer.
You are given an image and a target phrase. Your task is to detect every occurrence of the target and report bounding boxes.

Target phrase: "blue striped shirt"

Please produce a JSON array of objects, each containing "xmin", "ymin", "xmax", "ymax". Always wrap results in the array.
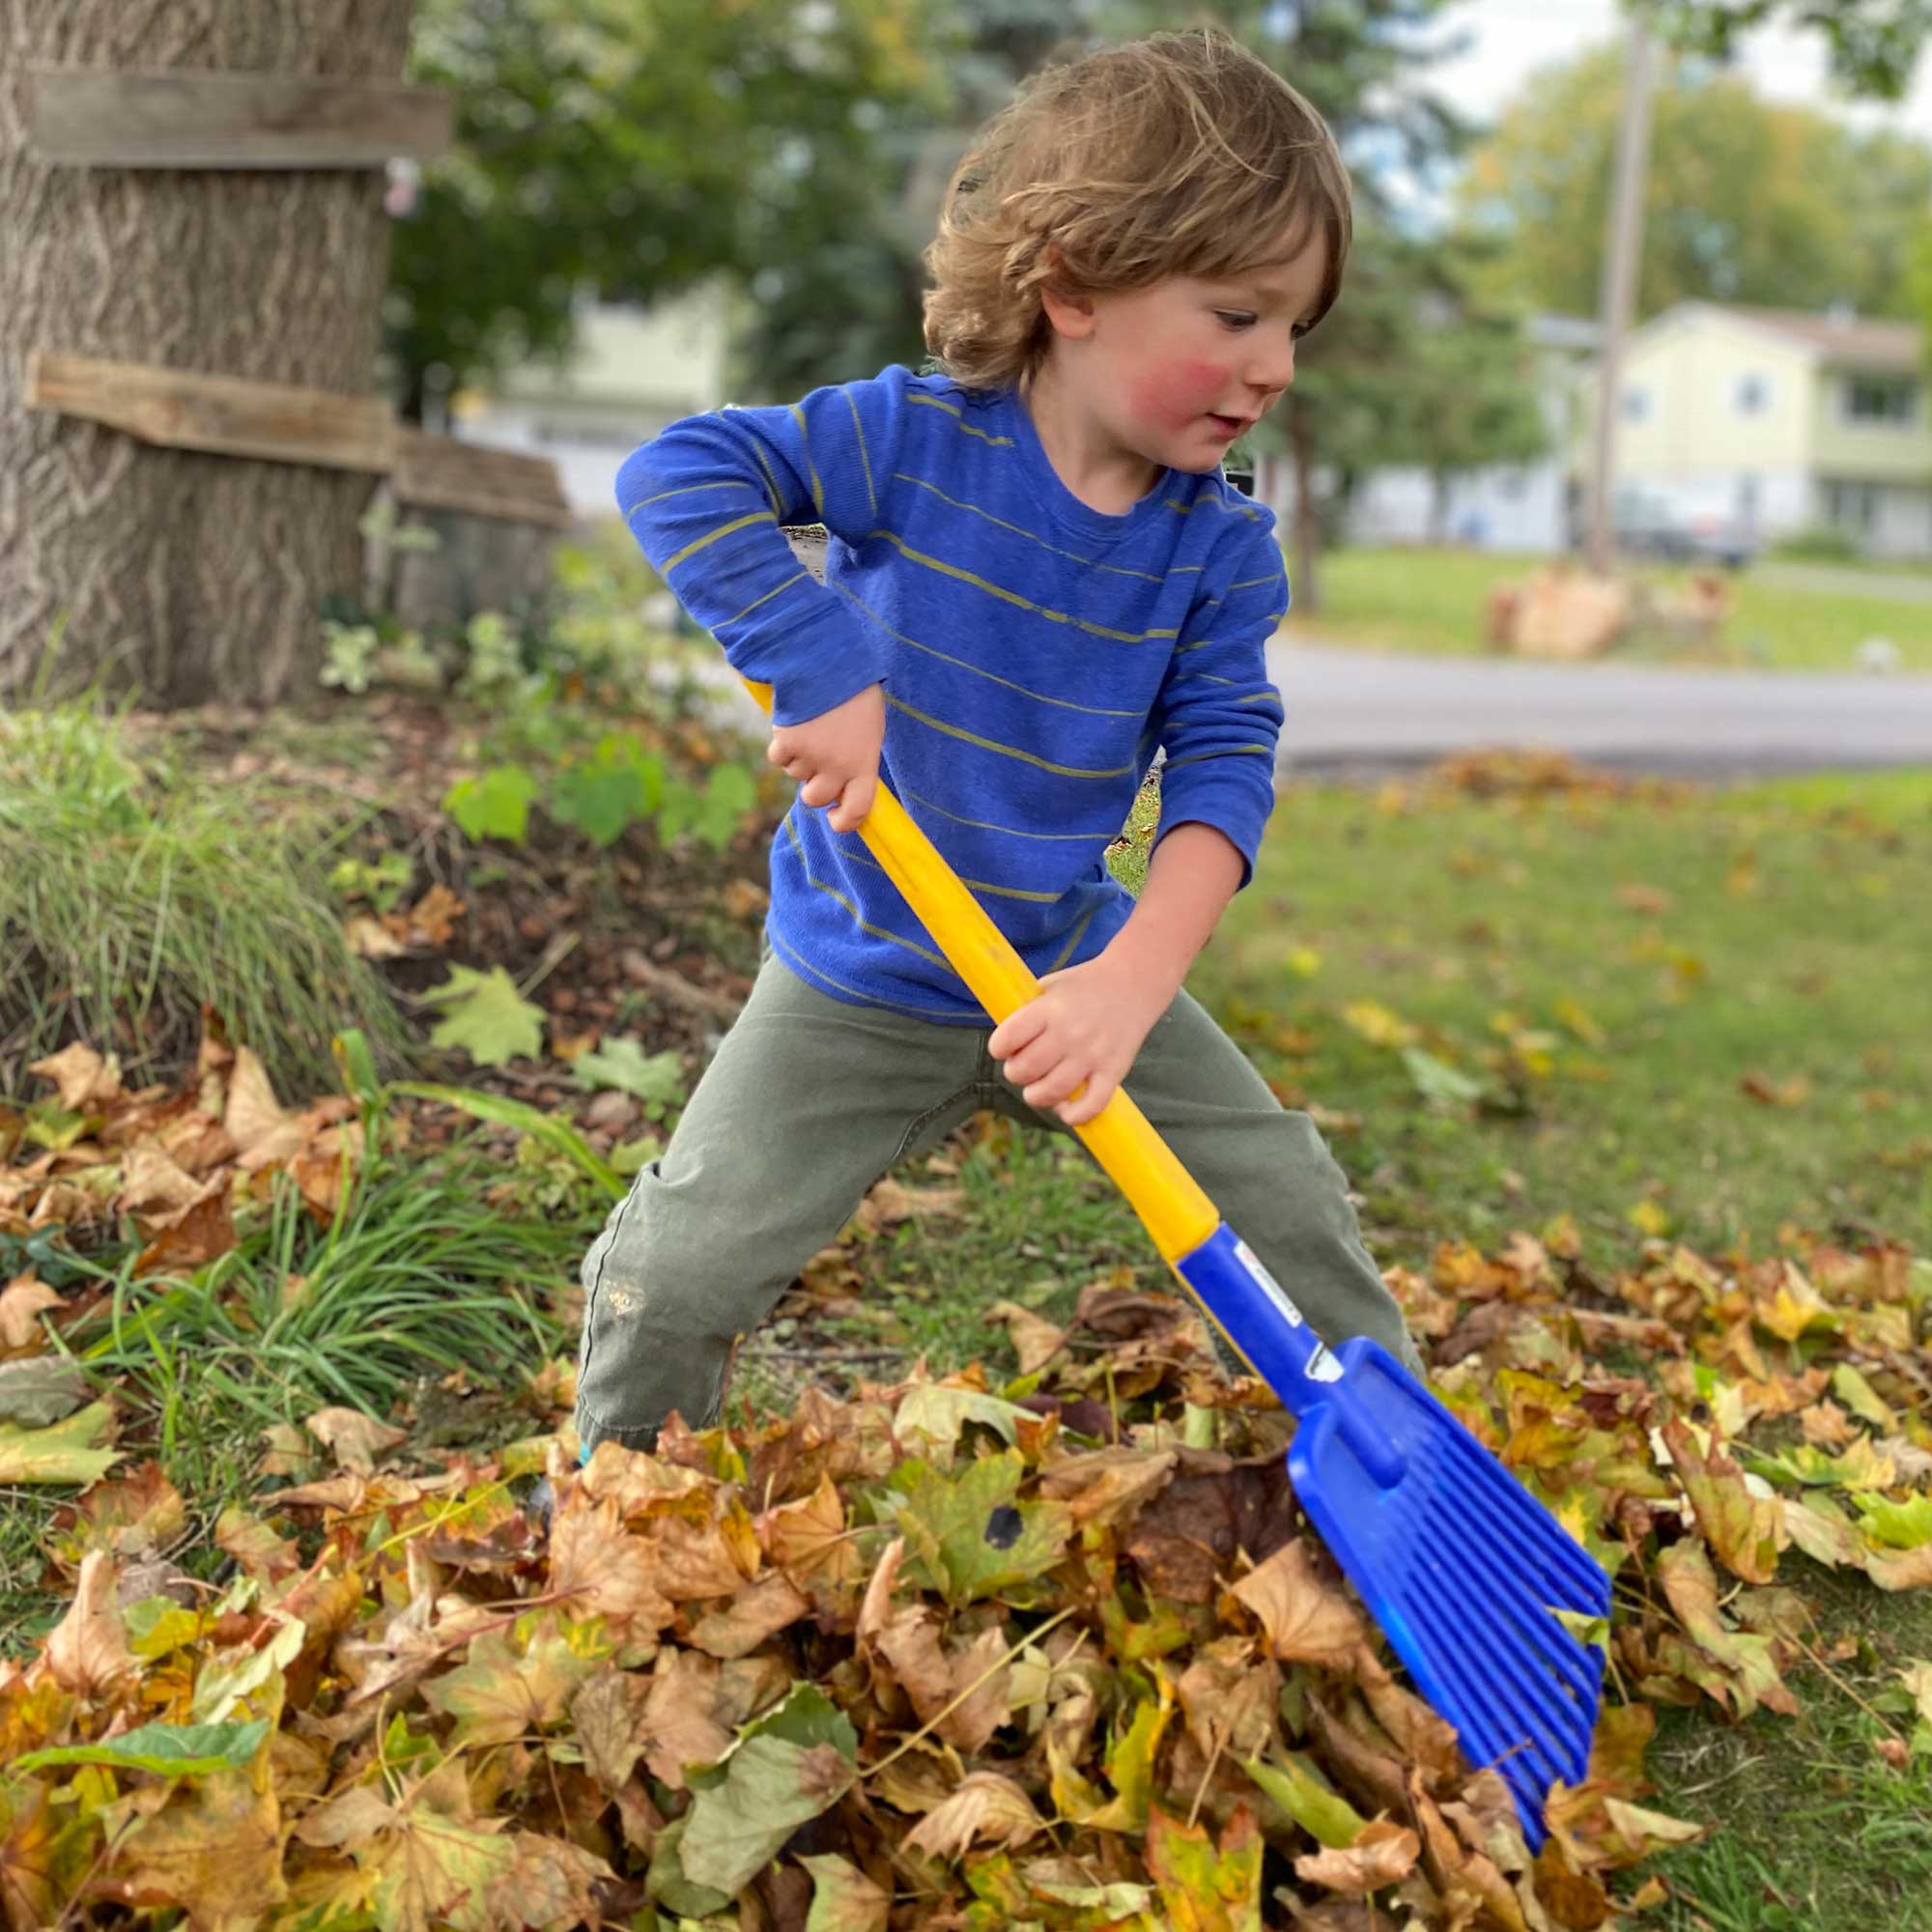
[{"xmin": 615, "ymin": 364, "xmax": 1288, "ymax": 1022}]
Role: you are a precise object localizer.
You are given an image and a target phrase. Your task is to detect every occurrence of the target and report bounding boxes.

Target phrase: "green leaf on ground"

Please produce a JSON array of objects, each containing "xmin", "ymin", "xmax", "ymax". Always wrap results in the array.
[
  {"xmin": 422, "ymin": 965, "xmax": 545, "ymax": 1067},
  {"xmin": 443, "ymin": 764, "xmax": 538, "ymax": 843},
  {"xmin": 680, "ymin": 1734, "xmax": 857, "ymax": 1898},
  {"xmin": 885, "ymin": 1453, "xmax": 1072, "ymax": 1606},
  {"xmin": 572, "ymin": 1037, "xmax": 686, "ymax": 1113},
  {"xmin": 0, "ymin": 1401, "xmax": 122, "ymax": 1486},
  {"xmin": 1242, "ymin": 1749, "xmax": 1367, "ymax": 1849},
  {"xmin": 551, "ymin": 738, "xmax": 663, "ymax": 849},
  {"xmin": 14, "ymin": 1719, "xmax": 269, "ymax": 1779}
]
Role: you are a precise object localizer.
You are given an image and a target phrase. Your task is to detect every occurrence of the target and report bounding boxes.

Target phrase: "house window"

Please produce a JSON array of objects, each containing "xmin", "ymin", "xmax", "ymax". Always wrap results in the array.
[
  {"xmin": 1824, "ymin": 479, "xmax": 1880, "ymax": 532},
  {"xmin": 1621, "ymin": 386, "xmax": 1649, "ymax": 423},
  {"xmin": 1735, "ymin": 373, "xmax": 1770, "ymax": 415},
  {"xmin": 1736, "ymin": 474, "xmax": 1761, "ymax": 525},
  {"xmin": 1843, "ymin": 377, "xmax": 1917, "ymax": 425}
]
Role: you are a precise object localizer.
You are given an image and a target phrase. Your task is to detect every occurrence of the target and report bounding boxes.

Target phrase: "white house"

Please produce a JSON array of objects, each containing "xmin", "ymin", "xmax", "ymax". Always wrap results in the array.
[
  {"xmin": 1603, "ymin": 302, "xmax": 1932, "ymax": 559},
  {"xmin": 453, "ymin": 284, "xmax": 732, "ymax": 518}
]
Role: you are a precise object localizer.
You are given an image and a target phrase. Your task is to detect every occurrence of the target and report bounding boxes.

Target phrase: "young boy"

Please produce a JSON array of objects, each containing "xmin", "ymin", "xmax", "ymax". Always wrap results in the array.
[{"xmin": 575, "ymin": 26, "xmax": 1422, "ymax": 1457}]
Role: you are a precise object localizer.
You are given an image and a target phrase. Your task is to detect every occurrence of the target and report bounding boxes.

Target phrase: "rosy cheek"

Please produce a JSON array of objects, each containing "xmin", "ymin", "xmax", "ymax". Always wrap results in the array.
[{"xmin": 1128, "ymin": 359, "xmax": 1230, "ymax": 432}]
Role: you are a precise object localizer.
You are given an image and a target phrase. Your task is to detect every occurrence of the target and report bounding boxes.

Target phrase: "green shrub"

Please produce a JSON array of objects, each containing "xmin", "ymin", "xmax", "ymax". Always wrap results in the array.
[
  {"xmin": 0, "ymin": 703, "xmax": 412, "ymax": 1098},
  {"xmin": 1767, "ymin": 526, "xmax": 1863, "ymax": 565}
]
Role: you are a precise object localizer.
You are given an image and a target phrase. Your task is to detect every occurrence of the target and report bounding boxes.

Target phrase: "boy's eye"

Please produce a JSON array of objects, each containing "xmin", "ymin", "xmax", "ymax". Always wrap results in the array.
[{"xmin": 1214, "ymin": 310, "xmax": 1256, "ymax": 330}]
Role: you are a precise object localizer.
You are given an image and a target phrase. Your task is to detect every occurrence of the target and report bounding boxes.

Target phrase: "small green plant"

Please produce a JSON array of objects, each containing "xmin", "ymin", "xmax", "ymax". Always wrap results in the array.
[
  {"xmin": 320, "ymin": 619, "xmax": 381, "ymax": 695},
  {"xmin": 440, "ymin": 733, "xmax": 761, "ymax": 856},
  {"xmin": 77, "ymin": 1153, "xmax": 574, "ymax": 1445},
  {"xmin": 458, "ymin": 611, "xmax": 530, "ymax": 699},
  {"xmin": 0, "ymin": 704, "xmax": 411, "ymax": 1096}
]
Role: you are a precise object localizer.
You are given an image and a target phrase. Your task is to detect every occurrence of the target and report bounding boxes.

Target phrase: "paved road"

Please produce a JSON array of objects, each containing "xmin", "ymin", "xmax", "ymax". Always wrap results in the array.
[
  {"xmin": 682, "ymin": 639, "xmax": 1932, "ymax": 779},
  {"xmin": 1265, "ymin": 641, "xmax": 1932, "ymax": 778}
]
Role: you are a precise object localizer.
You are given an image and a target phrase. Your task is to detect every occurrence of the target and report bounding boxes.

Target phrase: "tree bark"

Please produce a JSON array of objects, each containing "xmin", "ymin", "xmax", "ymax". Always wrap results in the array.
[
  {"xmin": 1289, "ymin": 401, "xmax": 1321, "ymax": 614},
  {"xmin": 0, "ymin": 1, "xmax": 414, "ymax": 707}
]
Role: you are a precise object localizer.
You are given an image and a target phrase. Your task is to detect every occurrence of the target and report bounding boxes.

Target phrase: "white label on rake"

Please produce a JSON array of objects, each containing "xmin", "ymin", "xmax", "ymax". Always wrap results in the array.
[{"xmin": 1235, "ymin": 1238, "xmax": 1345, "ymax": 1382}]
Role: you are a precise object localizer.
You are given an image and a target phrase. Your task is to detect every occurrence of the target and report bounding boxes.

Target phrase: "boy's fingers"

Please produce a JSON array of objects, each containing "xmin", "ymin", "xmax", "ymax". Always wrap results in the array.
[
  {"xmin": 987, "ymin": 1004, "xmax": 1045, "ymax": 1060},
  {"xmin": 799, "ymin": 771, "xmax": 842, "ymax": 810},
  {"xmin": 1022, "ymin": 1060, "xmax": 1084, "ymax": 1111},
  {"xmin": 1058, "ymin": 1072, "xmax": 1114, "ymax": 1126},
  {"xmin": 829, "ymin": 771, "xmax": 877, "ymax": 833}
]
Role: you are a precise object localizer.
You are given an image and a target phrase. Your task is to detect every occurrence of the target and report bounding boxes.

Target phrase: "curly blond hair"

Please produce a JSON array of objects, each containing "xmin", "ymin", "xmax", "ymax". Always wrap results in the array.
[{"xmin": 923, "ymin": 27, "xmax": 1351, "ymax": 393}]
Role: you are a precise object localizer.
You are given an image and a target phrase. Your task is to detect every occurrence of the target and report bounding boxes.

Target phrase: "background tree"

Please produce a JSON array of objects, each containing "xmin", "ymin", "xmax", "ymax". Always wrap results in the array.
[
  {"xmin": 0, "ymin": 0, "xmax": 416, "ymax": 706},
  {"xmin": 388, "ymin": 0, "xmax": 934, "ymax": 419},
  {"xmin": 1455, "ymin": 45, "xmax": 1932, "ymax": 322},
  {"xmin": 1653, "ymin": 0, "xmax": 1932, "ymax": 99}
]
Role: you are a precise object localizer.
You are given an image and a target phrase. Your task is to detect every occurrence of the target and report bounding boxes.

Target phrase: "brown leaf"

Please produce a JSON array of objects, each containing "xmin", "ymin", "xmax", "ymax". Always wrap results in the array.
[
  {"xmin": 1799, "ymin": 1400, "xmax": 1855, "ymax": 1447},
  {"xmin": 113, "ymin": 1763, "xmax": 287, "ymax": 1923},
  {"xmin": 548, "ymin": 1495, "xmax": 675, "ymax": 1649},
  {"xmin": 904, "ymin": 1772, "xmax": 1043, "ymax": 1861},
  {"xmin": 45, "ymin": 1548, "xmax": 134, "ymax": 1693},
  {"xmin": 69, "ymin": 1460, "xmax": 186, "ymax": 1560},
  {"xmin": 1038, "ymin": 1445, "xmax": 1177, "ymax": 1529},
  {"xmin": 569, "ymin": 1668, "xmax": 654, "ymax": 1793},
  {"xmin": 685, "ymin": 1573, "xmax": 810, "ymax": 1659},
  {"xmin": 118, "ymin": 1144, "xmax": 218, "ymax": 1219},
  {"xmin": 640, "ymin": 1648, "xmax": 731, "ymax": 1788},
  {"xmin": 1229, "ymin": 1539, "xmax": 1369, "ymax": 1668},
  {"xmin": 305, "ymin": 1405, "xmax": 408, "ymax": 1475},
  {"xmin": 1294, "ymin": 1819, "xmax": 1421, "ymax": 1893},
  {"xmin": 1123, "ymin": 1455, "xmax": 1295, "ymax": 1605},
  {"xmin": 133, "ymin": 1191, "xmax": 236, "ymax": 1275},
  {"xmin": 223, "ymin": 1046, "xmax": 304, "ymax": 1169},
  {"xmin": 1662, "ymin": 1417, "xmax": 1784, "ymax": 1583},
  {"xmin": 985, "ymin": 1299, "xmax": 1067, "ymax": 1376},
  {"xmin": 0, "ymin": 1275, "xmax": 60, "ymax": 1352},
  {"xmin": 29, "ymin": 1042, "xmax": 125, "ymax": 1111}
]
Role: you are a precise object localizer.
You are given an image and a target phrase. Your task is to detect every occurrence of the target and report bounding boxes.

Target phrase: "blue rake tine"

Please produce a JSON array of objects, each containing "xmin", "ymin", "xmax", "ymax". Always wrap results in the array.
[
  {"xmin": 1175, "ymin": 1227, "xmax": 1612, "ymax": 1846},
  {"xmin": 1403, "ymin": 1556, "xmax": 1600, "ymax": 1785}
]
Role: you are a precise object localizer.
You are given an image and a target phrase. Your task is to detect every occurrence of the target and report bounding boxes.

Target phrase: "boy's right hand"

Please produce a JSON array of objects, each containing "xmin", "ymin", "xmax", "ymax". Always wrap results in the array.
[{"xmin": 767, "ymin": 682, "xmax": 884, "ymax": 834}]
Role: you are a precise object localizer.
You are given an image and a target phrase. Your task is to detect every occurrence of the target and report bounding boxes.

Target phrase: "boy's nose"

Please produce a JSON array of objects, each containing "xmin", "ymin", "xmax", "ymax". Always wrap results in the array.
[{"xmin": 1246, "ymin": 342, "xmax": 1295, "ymax": 400}]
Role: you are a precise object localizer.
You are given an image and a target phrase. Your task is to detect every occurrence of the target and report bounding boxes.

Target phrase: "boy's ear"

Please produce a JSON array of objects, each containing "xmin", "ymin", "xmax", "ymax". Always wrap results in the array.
[{"xmin": 1038, "ymin": 249, "xmax": 1098, "ymax": 340}]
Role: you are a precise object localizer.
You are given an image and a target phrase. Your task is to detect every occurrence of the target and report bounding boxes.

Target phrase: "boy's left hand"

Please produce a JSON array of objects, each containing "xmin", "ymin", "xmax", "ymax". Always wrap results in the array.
[{"xmin": 988, "ymin": 953, "xmax": 1173, "ymax": 1127}]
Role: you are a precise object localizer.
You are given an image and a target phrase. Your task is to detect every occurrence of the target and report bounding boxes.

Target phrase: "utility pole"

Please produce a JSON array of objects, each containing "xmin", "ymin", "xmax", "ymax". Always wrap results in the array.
[{"xmin": 1585, "ymin": 9, "xmax": 1657, "ymax": 575}]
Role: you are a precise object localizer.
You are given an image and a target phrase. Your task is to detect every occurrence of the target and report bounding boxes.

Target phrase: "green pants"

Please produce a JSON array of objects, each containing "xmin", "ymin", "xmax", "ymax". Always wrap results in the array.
[{"xmin": 574, "ymin": 952, "xmax": 1421, "ymax": 1453}]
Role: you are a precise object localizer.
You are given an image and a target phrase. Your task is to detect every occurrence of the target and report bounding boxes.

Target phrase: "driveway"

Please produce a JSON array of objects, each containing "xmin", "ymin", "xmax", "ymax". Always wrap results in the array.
[{"xmin": 1266, "ymin": 641, "xmax": 1932, "ymax": 778}]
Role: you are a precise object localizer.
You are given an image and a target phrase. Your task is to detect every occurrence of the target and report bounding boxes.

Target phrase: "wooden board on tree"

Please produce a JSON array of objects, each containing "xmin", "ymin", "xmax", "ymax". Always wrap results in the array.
[
  {"xmin": 24, "ymin": 352, "xmax": 571, "ymax": 530},
  {"xmin": 25, "ymin": 66, "xmax": 452, "ymax": 170},
  {"xmin": 25, "ymin": 350, "xmax": 393, "ymax": 474}
]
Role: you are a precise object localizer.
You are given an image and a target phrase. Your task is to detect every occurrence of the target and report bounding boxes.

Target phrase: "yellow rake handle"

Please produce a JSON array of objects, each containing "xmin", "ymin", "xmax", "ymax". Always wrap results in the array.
[{"xmin": 742, "ymin": 678, "xmax": 1218, "ymax": 1264}]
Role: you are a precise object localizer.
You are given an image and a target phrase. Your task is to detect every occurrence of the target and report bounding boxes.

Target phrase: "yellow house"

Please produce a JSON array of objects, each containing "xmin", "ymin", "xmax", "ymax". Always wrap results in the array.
[{"xmin": 1606, "ymin": 302, "xmax": 1932, "ymax": 559}]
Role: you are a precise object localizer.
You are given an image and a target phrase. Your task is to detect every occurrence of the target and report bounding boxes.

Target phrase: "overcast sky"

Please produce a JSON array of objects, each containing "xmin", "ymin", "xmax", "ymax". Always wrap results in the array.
[{"xmin": 1427, "ymin": 0, "xmax": 1932, "ymax": 137}]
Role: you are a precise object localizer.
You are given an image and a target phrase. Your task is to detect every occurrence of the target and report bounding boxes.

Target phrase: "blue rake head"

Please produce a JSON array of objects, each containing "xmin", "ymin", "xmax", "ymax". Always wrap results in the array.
[
  {"xmin": 1287, "ymin": 1337, "xmax": 1611, "ymax": 1845},
  {"xmin": 1174, "ymin": 1225, "xmax": 1610, "ymax": 1846}
]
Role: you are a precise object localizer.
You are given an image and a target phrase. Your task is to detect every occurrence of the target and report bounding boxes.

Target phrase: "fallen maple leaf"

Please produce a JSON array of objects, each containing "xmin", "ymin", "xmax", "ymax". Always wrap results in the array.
[
  {"xmin": 1230, "ymin": 1537, "xmax": 1370, "ymax": 1667},
  {"xmin": 1294, "ymin": 1818, "xmax": 1422, "ymax": 1893},
  {"xmin": 305, "ymin": 1405, "xmax": 408, "ymax": 1475},
  {"xmin": 905, "ymin": 1771, "xmax": 1043, "ymax": 1861}
]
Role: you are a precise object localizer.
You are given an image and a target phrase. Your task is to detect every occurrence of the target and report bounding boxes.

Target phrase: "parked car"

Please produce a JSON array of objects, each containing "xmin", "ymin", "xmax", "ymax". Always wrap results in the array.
[{"xmin": 1613, "ymin": 487, "xmax": 1762, "ymax": 570}]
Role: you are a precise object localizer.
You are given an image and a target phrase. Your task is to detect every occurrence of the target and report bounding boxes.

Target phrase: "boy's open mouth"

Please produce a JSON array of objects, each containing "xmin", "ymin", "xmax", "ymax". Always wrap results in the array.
[{"xmin": 1206, "ymin": 413, "xmax": 1248, "ymax": 437}]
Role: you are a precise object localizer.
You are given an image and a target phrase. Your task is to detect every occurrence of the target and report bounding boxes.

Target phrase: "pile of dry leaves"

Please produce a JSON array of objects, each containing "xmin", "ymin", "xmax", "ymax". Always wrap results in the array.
[{"xmin": 2, "ymin": 1049, "xmax": 1930, "ymax": 1930}]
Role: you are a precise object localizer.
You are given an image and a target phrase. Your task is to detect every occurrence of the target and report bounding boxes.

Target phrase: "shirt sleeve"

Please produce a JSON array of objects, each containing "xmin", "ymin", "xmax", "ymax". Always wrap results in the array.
[
  {"xmin": 613, "ymin": 365, "xmax": 909, "ymax": 725},
  {"xmin": 1149, "ymin": 510, "xmax": 1288, "ymax": 888}
]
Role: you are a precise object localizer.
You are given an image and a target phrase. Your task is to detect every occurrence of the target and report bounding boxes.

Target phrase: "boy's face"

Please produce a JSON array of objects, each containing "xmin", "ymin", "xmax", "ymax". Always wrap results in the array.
[{"xmin": 1039, "ymin": 227, "xmax": 1331, "ymax": 474}]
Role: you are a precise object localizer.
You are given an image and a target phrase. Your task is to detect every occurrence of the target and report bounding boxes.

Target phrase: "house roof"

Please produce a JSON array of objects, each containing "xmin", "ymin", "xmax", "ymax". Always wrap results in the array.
[{"xmin": 1718, "ymin": 305, "xmax": 1922, "ymax": 374}]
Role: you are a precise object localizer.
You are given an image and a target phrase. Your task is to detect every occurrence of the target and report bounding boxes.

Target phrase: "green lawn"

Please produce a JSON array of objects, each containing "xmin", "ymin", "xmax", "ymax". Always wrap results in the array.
[{"xmin": 1285, "ymin": 545, "xmax": 1932, "ymax": 673}]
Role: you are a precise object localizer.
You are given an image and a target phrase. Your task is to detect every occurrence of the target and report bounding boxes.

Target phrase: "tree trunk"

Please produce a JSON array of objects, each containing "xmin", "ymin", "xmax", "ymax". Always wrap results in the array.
[
  {"xmin": 0, "ymin": 1, "xmax": 414, "ymax": 707},
  {"xmin": 1289, "ymin": 401, "xmax": 1321, "ymax": 614}
]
